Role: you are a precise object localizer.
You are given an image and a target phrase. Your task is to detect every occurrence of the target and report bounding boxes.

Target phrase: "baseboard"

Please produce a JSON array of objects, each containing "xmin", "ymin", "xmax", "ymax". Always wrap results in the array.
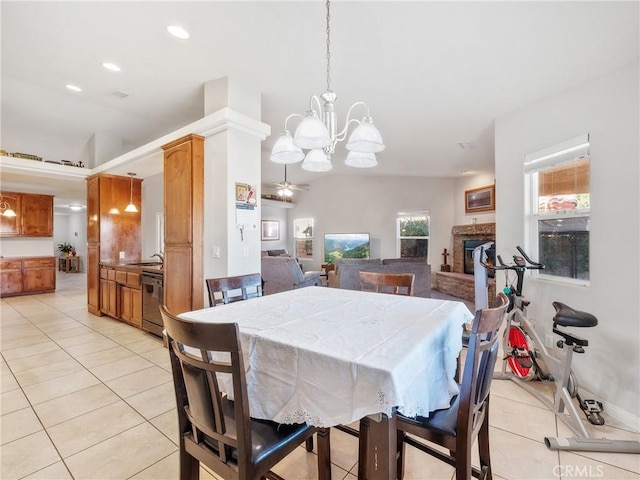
[{"xmin": 580, "ymin": 387, "xmax": 640, "ymax": 432}]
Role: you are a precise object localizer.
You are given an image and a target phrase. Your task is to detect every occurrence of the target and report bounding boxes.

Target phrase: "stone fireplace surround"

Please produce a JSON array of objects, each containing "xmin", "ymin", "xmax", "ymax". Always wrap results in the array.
[{"xmin": 434, "ymin": 222, "xmax": 496, "ymax": 306}]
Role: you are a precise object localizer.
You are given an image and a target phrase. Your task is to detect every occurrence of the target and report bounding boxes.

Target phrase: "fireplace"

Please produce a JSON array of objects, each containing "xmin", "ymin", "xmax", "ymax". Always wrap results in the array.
[
  {"xmin": 433, "ymin": 222, "xmax": 497, "ymax": 306},
  {"xmin": 463, "ymin": 240, "xmax": 495, "ymax": 277}
]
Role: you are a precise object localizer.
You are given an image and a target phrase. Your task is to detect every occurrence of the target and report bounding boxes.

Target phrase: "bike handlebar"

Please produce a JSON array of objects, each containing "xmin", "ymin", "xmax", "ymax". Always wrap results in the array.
[{"xmin": 479, "ymin": 245, "xmax": 544, "ymax": 271}]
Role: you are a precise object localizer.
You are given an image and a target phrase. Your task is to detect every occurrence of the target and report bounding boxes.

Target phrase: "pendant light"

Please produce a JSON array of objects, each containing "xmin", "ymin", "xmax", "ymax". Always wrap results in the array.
[
  {"xmin": 270, "ymin": 0, "xmax": 384, "ymax": 171},
  {"xmin": 124, "ymin": 172, "xmax": 138, "ymax": 213}
]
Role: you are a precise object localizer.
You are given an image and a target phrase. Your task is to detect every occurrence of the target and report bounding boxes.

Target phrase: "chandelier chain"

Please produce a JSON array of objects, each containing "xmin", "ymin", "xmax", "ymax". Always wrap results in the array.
[{"xmin": 326, "ymin": 0, "xmax": 331, "ymax": 91}]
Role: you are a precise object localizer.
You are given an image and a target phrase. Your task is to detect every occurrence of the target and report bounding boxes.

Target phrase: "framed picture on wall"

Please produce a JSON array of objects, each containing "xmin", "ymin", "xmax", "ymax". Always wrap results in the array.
[
  {"xmin": 465, "ymin": 185, "xmax": 495, "ymax": 213},
  {"xmin": 261, "ymin": 220, "xmax": 279, "ymax": 241}
]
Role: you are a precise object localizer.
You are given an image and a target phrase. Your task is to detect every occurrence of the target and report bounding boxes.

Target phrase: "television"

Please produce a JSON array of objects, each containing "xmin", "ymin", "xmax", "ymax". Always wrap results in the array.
[{"xmin": 324, "ymin": 233, "xmax": 370, "ymax": 263}]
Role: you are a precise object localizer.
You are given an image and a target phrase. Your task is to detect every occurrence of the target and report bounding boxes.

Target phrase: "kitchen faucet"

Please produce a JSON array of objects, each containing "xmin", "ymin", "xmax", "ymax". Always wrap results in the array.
[{"xmin": 151, "ymin": 252, "xmax": 164, "ymax": 263}]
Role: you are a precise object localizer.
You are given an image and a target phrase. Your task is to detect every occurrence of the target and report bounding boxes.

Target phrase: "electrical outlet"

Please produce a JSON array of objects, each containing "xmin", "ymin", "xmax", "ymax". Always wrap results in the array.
[
  {"xmin": 545, "ymin": 333, "xmax": 554, "ymax": 348},
  {"xmin": 119, "ymin": 251, "xmax": 125, "ymax": 259},
  {"xmin": 212, "ymin": 246, "xmax": 220, "ymax": 258}
]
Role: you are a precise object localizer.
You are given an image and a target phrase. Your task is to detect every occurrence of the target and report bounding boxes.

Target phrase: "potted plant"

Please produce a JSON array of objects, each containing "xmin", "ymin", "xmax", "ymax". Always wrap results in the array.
[{"xmin": 57, "ymin": 242, "xmax": 75, "ymax": 256}]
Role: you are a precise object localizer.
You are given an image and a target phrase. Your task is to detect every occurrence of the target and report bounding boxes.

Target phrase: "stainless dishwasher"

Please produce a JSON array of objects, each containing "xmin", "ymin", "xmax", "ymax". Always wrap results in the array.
[{"xmin": 141, "ymin": 272, "xmax": 164, "ymax": 337}]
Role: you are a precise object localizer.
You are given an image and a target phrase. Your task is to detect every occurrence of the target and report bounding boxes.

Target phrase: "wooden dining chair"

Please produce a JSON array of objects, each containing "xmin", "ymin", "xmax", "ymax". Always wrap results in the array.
[
  {"xmin": 205, "ymin": 273, "xmax": 263, "ymax": 307},
  {"xmin": 358, "ymin": 271, "xmax": 415, "ymax": 296},
  {"xmin": 394, "ymin": 292, "xmax": 509, "ymax": 480},
  {"xmin": 160, "ymin": 306, "xmax": 331, "ymax": 480}
]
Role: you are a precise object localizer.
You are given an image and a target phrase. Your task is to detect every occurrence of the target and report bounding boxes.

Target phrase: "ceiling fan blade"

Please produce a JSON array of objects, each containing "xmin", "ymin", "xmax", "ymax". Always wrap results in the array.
[{"xmin": 291, "ymin": 183, "xmax": 311, "ymax": 191}]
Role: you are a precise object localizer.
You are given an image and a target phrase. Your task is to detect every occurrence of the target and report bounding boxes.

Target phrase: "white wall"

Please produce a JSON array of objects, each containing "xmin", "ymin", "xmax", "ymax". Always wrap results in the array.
[
  {"xmin": 291, "ymin": 174, "xmax": 456, "ymax": 272},
  {"xmin": 453, "ymin": 173, "xmax": 496, "ymax": 227},
  {"xmin": 52, "ymin": 212, "xmax": 86, "ymax": 271},
  {"xmin": 495, "ymin": 61, "xmax": 640, "ymax": 426},
  {"xmin": 261, "ymin": 204, "xmax": 289, "ymax": 252},
  {"xmin": 141, "ymin": 173, "xmax": 164, "ymax": 259}
]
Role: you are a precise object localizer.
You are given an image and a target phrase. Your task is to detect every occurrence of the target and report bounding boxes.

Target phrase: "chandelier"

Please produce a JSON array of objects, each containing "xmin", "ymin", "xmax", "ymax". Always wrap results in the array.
[{"xmin": 270, "ymin": 0, "xmax": 384, "ymax": 172}]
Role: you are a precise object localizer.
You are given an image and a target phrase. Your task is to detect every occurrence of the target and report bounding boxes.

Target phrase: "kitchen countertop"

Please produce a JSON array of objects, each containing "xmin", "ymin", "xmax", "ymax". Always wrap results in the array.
[{"xmin": 99, "ymin": 261, "xmax": 163, "ymax": 274}]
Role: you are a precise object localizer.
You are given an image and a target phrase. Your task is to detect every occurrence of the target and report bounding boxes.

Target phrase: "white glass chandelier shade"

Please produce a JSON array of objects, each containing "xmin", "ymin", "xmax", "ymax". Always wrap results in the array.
[
  {"xmin": 270, "ymin": 0, "xmax": 383, "ymax": 171},
  {"xmin": 293, "ymin": 110, "xmax": 332, "ymax": 150},
  {"xmin": 270, "ymin": 131, "xmax": 304, "ymax": 164},
  {"xmin": 346, "ymin": 117, "xmax": 385, "ymax": 153},
  {"xmin": 345, "ymin": 151, "xmax": 378, "ymax": 168},
  {"xmin": 301, "ymin": 149, "xmax": 332, "ymax": 172}
]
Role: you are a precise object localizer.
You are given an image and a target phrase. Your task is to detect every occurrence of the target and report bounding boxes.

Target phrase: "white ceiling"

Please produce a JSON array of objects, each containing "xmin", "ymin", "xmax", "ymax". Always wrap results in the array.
[{"xmin": 1, "ymin": 1, "xmax": 638, "ymax": 208}]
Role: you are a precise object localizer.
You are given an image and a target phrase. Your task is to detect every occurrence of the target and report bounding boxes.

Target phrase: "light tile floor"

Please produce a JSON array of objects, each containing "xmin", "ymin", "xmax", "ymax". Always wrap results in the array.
[{"xmin": 1, "ymin": 273, "xmax": 638, "ymax": 479}]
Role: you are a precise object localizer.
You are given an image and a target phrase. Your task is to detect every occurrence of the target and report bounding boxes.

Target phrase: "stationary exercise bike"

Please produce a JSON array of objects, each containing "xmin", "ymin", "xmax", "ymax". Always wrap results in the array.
[{"xmin": 476, "ymin": 244, "xmax": 640, "ymax": 454}]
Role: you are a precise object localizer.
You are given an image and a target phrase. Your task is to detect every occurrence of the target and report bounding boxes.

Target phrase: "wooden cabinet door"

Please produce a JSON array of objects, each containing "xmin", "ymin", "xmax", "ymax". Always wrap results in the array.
[
  {"xmin": 22, "ymin": 260, "xmax": 55, "ymax": 292},
  {"xmin": 108, "ymin": 280, "xmax": 117, "ymax": 318},
  {"xmin": 130, "ymin": 288, "xmax": 142, "ymax": 328},
  {"xmin": 163, "ymin": 141, "xmax": 194, "ymax": 244},
  {"xmin": 0, "ymin": 192, "xmax": 21, "ymax": 236},
  {"xmin": 100, "ymin": 278, "xmax": 118, "ymax": 317},
  {"xmin": 120, "ymin": 286, "xmax": 132, "ymax": 323},
  {"xmin": 0, "ymin": 260, "xmax": 22, "ymax": 296},
  {"xmin": 21, "ymin": 194, "xmax": 53, "ymax": 237},
  {"xmin": 86, "ymin": 177, "xmax": 100, "ymax": 243}
]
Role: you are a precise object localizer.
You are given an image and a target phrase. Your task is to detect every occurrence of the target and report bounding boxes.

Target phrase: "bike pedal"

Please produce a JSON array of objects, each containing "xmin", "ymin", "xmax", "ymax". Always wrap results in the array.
[{"xmin": 581, "ymin": 399, "xmax": 603, "ymax": 413}]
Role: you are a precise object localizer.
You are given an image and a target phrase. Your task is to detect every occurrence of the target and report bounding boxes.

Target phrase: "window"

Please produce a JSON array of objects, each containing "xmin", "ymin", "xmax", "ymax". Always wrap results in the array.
[
  {"xmin": 397, "ymin": 212, "xmax": 429, "ymax": 260},
  {"xmin": 525, "ymin": 134, "xmax": 590, "ymax": 282},
  {"xmin": 293, "ymin": 218, "xmax": 314, "ymax": 259}
]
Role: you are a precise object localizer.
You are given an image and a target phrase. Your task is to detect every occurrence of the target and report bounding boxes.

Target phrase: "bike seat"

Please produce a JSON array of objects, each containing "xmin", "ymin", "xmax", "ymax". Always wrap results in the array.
[{"xmin": 552, "ymin": 302, "xmax": 598, "ymax": 328}]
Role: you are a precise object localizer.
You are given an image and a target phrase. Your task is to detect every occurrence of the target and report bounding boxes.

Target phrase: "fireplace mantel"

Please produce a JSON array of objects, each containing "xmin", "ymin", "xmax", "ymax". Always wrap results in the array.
[{"xmin": 451, "ymin": 223, "xmax": 495, "ymax": 236}]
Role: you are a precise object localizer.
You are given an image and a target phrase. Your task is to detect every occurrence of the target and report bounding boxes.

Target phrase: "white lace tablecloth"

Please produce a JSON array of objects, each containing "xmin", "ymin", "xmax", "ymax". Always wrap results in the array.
[{"xmin": 179, "ymin": 286, "xmax": 473, "ymax": 427}]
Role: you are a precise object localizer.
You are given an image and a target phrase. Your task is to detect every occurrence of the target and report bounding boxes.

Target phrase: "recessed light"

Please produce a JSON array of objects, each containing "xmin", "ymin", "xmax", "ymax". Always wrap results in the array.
[
  {"xmin": 66, "ymin": 84, "xmax": 82, "ymax": 92},
  {"xmin": 167, "ymin": 25, "xmax": 189, "ymax": 39},
  {"xmin": 69, "ymin": 204, "xmax": 84, "ymax": 211},
  {"xmin": 102, "ymin": 62, "xmax": 121, "ymax": 72}
]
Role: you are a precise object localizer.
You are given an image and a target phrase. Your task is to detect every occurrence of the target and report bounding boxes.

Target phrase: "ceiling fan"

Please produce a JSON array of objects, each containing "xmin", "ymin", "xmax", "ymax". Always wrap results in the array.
[{"xmin": 273, "ymin": 165, "xmax": 310, "ymax": 197}]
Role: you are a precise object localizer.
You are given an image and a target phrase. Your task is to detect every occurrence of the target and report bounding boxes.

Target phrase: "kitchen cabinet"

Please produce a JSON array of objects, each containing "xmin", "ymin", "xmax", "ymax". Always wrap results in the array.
[
  {"xmin": 23, "ymin": 257, "xmax": 55, "ymax": 292},
  {"xmin": 0, "ymin": 192, "xmax": 53, "ymax": 237},
  {"xmin": 100, "ymin": 266, "xmax": 118, "ymax": 318},
  {"xmin": 119, "ymin": 271, "xmax": 142, "ymax": 328},
  {"xmin": 120, "ymin": 286, "xmax": 142, "ymax": 328},
  {"xmin": 22, "ymin": 194, "xmax": 53, "ymax": 236},
  {"xmin": 0, "ymin": 257, "xmax": 56, "ymax": 297},
  {"xmin": 0, "ymin": 260, "xmax": 23, "ymax": 296},
  {"xmin": 86, "ymin": 174, "xmax": 142, "ymax": 315},
  {"xmin": 162, "ymin": 134, "xmax": 204, "ymax": 314},
  {"xmin": 99, "ymin": 264, "xmax": 143, "ymax": 328}
]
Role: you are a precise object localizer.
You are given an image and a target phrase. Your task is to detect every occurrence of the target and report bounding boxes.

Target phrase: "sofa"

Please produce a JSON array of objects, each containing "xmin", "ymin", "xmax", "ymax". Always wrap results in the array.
[
  {"xmin": 261, "ymin": 256, "xmax": 322, "ymax": 295},
  {"xmin": 327, "ymin": 258, "xmax": 431, "ymax": 297}
]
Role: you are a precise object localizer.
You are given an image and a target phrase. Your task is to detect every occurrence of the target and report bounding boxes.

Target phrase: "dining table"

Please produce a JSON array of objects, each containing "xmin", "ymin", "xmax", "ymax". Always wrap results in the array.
[{"xmin": 178, "ymin": 286, "xmax": 473, "ymax": 479}]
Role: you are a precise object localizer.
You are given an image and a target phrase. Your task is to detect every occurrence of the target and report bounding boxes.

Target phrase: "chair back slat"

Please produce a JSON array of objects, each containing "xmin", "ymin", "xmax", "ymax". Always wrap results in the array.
[
  {"xmin": 206, "ymin": 273, "xmax": 263, "ymax": 307},
  {"xmin": 359, "ymin": 271, "xmax": 415, "ymax": 296},
  {"xmin": 459, "ymin": 292, "xmax": 509, "ymax": 433},
  {"xmin": 160, "ymin": 306, "xmax": 253, "ymax": 472}
]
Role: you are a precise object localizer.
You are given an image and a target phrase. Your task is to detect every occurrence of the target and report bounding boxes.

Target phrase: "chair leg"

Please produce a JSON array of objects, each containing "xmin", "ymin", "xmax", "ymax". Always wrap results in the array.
[
  {"xmin": 477, "ymin": 414, "xmax": 492, "ymax": 480},
  {"xmin": 357, "ymin": 417, "xmax": 370, "ymax": 480},
  {"xmin": 305, "ymin": 436, "xmax": 314, "ymax": 452},
  {"xmin": 316, "ymin": 428, "xmax": 332, "ymax": 480},
  {"xmin": 180, "ymin": 449, "xmax": 199, "ymax": 480},
  {"xmin": 396, "ymin": 430, "xmax": 406, "ymax": 480},
  {"xmin": 455, "ymin": 434, "xmax": 472, "ymax": 480}
]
